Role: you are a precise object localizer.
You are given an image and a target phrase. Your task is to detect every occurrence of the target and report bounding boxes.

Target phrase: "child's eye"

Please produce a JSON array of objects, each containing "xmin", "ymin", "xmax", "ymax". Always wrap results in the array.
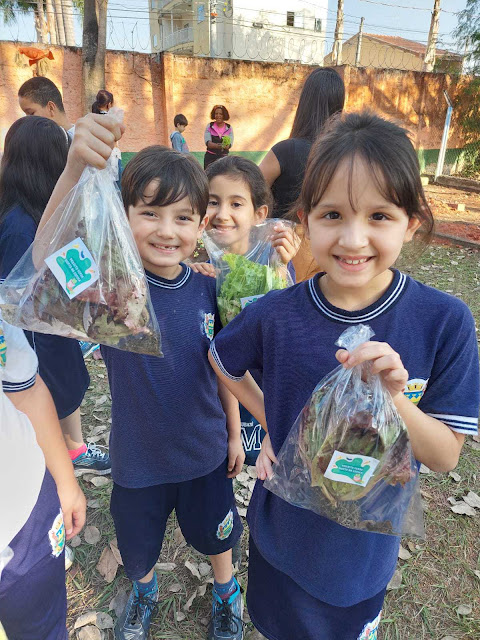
[
  {"xmin": 208, "ymin": 199, "xmax": 218, "ymax": 207},
  {"xmin": 371, "ymin": 212, "xmax": 388, "ymax": 221},
  {"xmin": 231, "ymin": 202, "xmax": 242, "ymax": 208},
  {"xmin": 178, "ymin": 215, "xmax": 193, "ymax": 222},
  {"xmin": 142, "ymin": 211, "xmax": 156, "ymax": 218},
  {"xmin": 323, "ymin": 211, "xmax": 341, "ymax": 220}
]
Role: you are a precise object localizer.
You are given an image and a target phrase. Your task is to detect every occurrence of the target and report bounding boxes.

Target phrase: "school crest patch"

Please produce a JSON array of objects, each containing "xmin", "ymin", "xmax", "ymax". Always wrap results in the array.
[
  {"xmin": 357, "ymin": 611, "xmax": 381, "ymax": 640},
  {"xmin": 404, "ymin": 378, "xmax": 428, "ymax": 405},
  {"xmin": 0, "ymin": 326, "xmax": 6, "ymax": 367},
  {"xmin": 48, "ymin": 510, "xmax": 66, "ymax": 558},
  {"xmin": 203, "ymin": 312, "xmax": 215, "ymax": 341},
  {"xmin": 216, "ymin": 509, "xmax": 234, "ymax": 541}
]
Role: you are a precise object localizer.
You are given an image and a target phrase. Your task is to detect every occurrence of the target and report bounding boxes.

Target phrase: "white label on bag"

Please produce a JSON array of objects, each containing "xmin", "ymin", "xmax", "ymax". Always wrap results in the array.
[
  {"xmin": 324, "ymin": 450, "xmax": 380, "ymax": 487},
  {"xmin": 44, "ymin": 238, "xmax": 99, "ymax": 300},
  {"xmin": 240, "ymin": 294, "xmax": 265, "ymax": 309}
]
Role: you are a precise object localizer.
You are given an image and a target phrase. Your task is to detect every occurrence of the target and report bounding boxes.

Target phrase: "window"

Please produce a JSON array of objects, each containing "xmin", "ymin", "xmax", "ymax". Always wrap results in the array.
[
  {"xmin": 153, "ymin": 33, "xmax": 158, "ymax": 48},
  {"xmin": 151, "ymin": 0, "xmax": 157, "ymax": 8},
  {"xmin": 314, "ymin": 18, "xmax": 322, "ymax": 32},
  {"xmin": 287, "ymin": 11, "xmax": 294, "ymax": 27}
]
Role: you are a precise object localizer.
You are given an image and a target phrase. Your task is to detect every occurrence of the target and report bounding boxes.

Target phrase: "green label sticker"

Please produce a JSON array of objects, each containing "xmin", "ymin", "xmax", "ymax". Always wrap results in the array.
[
  {"xmin": 0, "ymin": 327, "xmax": 6, "ymax": 367},
  {"xmin": 324, "ymin": 450, "xmax": 380, "ymax": 487},
  {"xmin": 45, "ymin": 238, "xmax": 99, "ymax": 300}
]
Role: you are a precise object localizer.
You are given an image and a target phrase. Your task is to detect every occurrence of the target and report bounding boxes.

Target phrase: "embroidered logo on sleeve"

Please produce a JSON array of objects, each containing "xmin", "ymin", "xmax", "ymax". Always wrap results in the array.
[
  {"xmin": 0, "ymin": 326, "xmax": 6, "ymax": 367},
  {"xmin": 203, "ymin": 312, "xmax": 215, "ymax": 341},
  {"xmin": 48, "ymin": 510, "xmax": 66, "ymax": 558},
  {"xmin": 404, "ymin": 378, "xmax": 428, "ymax": 405},
  {"xmin": 216, "ymin": 509, "xmax": 234, "ymax": 540},
  {"xmin": 357, "ymin": 611, "xmax": 382, "ymax": 640}
]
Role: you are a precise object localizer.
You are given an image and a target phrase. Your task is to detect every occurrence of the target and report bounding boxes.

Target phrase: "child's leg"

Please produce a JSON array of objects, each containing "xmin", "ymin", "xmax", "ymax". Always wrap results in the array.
[
  {"xmin": 0, "ymin": 471, "xmax": 67, "ymax": 640},
  {"xmin": 60, "ymin": 407, "xmax": 84, "ymax": 450}
]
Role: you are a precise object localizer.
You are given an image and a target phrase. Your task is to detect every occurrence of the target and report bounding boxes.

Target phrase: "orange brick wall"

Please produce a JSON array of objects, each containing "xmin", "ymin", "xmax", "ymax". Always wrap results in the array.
[{"xmin": 0, "ymin": 41, "xmax": 469, "ymax": 154}]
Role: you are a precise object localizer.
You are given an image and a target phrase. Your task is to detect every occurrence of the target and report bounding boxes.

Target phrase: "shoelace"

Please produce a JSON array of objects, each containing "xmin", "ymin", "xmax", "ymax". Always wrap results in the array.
[
  {"xmin": 213, "ymin": 599, "xmax": 244, "ymax": 634},
  {"xmin": 86, "ymin": 443, "xmax": 108, "ymax": 459},
  {"xmin": 127, "ymin": 592, "xmax": 158, "ymax": 627}
]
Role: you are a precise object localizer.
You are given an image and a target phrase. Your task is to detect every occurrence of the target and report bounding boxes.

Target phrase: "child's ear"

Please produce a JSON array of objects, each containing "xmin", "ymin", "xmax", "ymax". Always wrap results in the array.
[
  {"xmin": 47, "ymin": 101, "xmax": 56, "ymax": 117},
  {"xmin": 255, "ymin": 205, "xmax": 268, "ymax": 223},
  {"xmin": 297, "ymin": 209, "xmax": 309, "ymax": 237},
  {"xmin": 404, "ymin": 215, "xmax": 422, "ymax": 242},
  {"xmin": 198, "ymin": 214, "xmax": 209, "ymax": 237}
]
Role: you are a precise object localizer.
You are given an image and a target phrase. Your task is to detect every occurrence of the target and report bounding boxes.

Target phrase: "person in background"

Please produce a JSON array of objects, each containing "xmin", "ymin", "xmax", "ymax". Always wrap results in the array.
[
  {"xmin": 204, "ymin": 105, "xmax": 233, "ymax": 169},
  {"xmin": 18, "ymin": 76, "xmax": 75, "ymax": 140},
  {"xmin": 170, "ymin": 113, "xmax": 190, "ymax": 153},
  {"xmin": 259, "ymin": 67, "xmax": 345, "ymax": 281},
  {"xmin": 0, "ymin": 116, "xmax": 111, "ymax": 476},
  {"xmin": 92, "ymin": 89, "xmax": 114, "ymax": 114}
]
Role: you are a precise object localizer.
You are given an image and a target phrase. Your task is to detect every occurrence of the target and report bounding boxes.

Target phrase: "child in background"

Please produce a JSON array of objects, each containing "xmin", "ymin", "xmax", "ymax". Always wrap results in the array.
[
  {"xmin": 38, "ymin": 115, "xmax": 245, "ymax": 640},
  {"xmin": 0, "ymin": 312, "xmax": 86, "ymax": 639},
  {"xmin": 170, "ymin": 114, "xmax": 189, "ymax": 154},
  {"xmin": 209, "ymin": 112, "xmax": 479, "ymax": 640}
]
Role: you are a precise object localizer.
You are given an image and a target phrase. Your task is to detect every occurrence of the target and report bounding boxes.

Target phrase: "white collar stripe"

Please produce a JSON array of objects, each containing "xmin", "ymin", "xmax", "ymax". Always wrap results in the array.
[{"xmin": 146, "ymin": 266, "xmax": 192, "ymax": 289}]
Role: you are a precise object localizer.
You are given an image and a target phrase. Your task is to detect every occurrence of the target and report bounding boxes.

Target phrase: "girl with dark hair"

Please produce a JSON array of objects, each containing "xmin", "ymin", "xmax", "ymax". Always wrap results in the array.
[
  {"xmin": 210, "ymin": 111, "xmax": 478, "ymax": 640},
  {"xmin": 92, "ymin": 89, "xmax": 114, "ymax": 114},
  {"xmin": 204, "ymin": 104, "xmax": 234, "ymax": 169},
  {"xmin": 0, "ymin": 116, "xmax": 111, "ymax": 475}
]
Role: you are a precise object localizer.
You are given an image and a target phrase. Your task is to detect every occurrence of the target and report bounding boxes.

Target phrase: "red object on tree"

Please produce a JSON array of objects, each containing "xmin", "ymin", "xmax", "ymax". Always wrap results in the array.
[{"xmin": 19, "ymin": 47, "xmax": 54, "ymax": 66}]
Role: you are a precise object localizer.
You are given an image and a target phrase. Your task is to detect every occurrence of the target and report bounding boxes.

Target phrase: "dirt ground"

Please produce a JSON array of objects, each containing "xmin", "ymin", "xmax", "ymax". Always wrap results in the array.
[{"xmin": 426, "ymin": 183, "xmax": 480, "ymax": 243}]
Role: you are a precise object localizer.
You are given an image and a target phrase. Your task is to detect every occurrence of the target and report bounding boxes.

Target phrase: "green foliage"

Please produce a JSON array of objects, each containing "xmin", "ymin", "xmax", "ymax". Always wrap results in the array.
[
  {"xmin": 0, "ymin": 0, "xmax": 31, "ymax": 24},
  {"xmin": 454, "ymin": 0, "xmax": 480, "ymax": 72}
]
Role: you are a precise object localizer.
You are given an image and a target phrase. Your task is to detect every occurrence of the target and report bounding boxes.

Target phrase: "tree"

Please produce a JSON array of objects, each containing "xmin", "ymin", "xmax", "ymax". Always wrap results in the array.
[
  {"xmin": 82, "ymin": 0, "xmax": 107, "ymax": 113},
  {"xmin": 454, "ymin": 0, "xmax": 480, "ymax": 73},
  {"xmin": 0, "ymin": 0, "xmax": 82, "ymax": 45}
]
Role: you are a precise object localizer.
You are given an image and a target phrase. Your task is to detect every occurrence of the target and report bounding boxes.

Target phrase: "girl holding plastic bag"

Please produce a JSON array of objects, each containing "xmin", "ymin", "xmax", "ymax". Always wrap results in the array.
[{"xmin": 209, "ymin": 112, "xmax": 479, "ymax": 640}]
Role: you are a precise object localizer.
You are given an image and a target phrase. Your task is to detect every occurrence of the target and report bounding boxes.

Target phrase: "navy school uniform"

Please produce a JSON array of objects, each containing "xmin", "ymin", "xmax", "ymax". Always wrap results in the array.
[
  {"xmin": 211, "ymin": 269, "xmax": 480, "ymax": 640},
  {"xmin": 102, "ymin": 265, "xmax": 242, "ymax": 579},
  {"xmin": 0, "ymin": 205, "xmax": 90, "ymax": 419}
]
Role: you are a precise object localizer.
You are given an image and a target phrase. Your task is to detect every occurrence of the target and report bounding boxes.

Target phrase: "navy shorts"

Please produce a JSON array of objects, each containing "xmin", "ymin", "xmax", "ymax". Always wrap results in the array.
[
  {"xmin": 247, "ymin": 537, "xmax": 385, "ymax": 640},
  {"xmin": 0, "ymin": 471, "xmax": 67, "ymax": 640},
  {"xmin": 111, "ymin": 458, "xmax": 243, "ymax": 580}
]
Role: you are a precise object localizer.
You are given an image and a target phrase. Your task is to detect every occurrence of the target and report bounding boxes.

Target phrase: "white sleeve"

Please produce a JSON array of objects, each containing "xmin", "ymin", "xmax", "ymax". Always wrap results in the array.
[{"xmin": 0, "ymin": 313, "xmax": 38, "ymax": 392}]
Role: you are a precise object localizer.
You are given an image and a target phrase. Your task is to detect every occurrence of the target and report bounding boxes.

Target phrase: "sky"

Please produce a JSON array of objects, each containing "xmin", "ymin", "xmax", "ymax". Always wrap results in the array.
[{"xmin": 0, "ymin": 0, "xmax": 468, "ymax": 54}]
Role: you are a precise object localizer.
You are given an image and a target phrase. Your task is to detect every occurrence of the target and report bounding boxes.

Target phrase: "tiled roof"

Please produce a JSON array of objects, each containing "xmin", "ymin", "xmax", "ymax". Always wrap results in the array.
[{"xmin": 363, "ymin": 33, "xmax": 462, "ymax": 59}]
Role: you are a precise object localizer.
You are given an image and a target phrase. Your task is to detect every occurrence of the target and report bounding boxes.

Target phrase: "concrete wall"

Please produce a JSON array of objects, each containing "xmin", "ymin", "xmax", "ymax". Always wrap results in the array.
[{"xmin": 0, "ymin": 41, "xmax": 471, "ymax": 157}]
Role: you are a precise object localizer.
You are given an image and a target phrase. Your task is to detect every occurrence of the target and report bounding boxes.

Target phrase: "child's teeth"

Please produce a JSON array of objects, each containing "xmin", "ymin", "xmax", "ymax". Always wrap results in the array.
[{"xmin": 343, "ymin": 258, "xmax": 368, "ymax": 264}]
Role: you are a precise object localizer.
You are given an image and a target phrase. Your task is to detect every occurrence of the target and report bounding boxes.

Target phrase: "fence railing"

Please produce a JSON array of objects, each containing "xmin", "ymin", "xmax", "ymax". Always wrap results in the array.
[{"xmin": 164, "ymin": 27, "xmax": 194, "ymax": 51}]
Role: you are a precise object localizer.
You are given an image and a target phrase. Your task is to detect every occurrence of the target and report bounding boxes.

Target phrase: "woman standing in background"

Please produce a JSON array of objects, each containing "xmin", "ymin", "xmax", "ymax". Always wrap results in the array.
[{"xmin": 204, "ymin": 105, "xmax": 234, "ymax": 169}]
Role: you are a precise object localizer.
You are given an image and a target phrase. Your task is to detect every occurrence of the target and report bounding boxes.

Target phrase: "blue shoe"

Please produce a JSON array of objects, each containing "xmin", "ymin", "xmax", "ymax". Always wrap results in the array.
[
  {"xmin": 73, "ymin": 443, "xmax": 111, "ymax": 475},
  {"xmin": 208, "ymin": 578, "xmax": 244, "ymax": 640},
  {"xmin": 114, "ymin": 583, "xmax": 158, "ymax": 640}
]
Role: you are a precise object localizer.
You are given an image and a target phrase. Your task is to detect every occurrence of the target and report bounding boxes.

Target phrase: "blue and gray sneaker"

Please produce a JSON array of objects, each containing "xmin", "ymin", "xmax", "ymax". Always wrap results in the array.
[
  {"xmin": 209, "ymin": 578, "xmax": 244, "ymax": 640},
  {"xmin": 114, "ymin": 582, "xmax": 158, "ymax": 640},
  {"xmin": 73, "ymin": 443, "xmax": 111, "ymax": 475}
]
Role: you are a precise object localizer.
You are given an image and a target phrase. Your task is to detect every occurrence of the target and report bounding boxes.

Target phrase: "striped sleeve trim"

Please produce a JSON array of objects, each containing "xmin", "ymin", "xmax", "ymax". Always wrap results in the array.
[
  {"xmin": 2, "ymin": 373, "xmax": 36, "ymax": 393},
  {"xmin": 427, "ymin": 413, "xmax": 478, "ymax": 434},
  {"xmin": 209, "ymin": 340, "xmax": 245, "ymax": 382}
]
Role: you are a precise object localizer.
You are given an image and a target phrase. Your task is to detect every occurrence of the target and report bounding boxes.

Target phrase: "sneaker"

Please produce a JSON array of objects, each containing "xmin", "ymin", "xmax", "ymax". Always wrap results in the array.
[
  {"xmin": 65, "ymin": 545, "xmax": 74, "ymax": 570},
  {"xmin": 73, "ymin": 443, "xmax": 111, "ymax": 475},
  {"xmin": 114, "ymin": 583, "xmax": 158, "ymax": 640},
  {"xmin": 208, "ymin": 578, "xmax": 244, "ymax": 640}
]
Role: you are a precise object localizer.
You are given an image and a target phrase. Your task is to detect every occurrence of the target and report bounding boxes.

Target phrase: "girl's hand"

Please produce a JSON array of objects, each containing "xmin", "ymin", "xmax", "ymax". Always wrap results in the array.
[
  {"xmin": 56, "ymin": 479, "xmax": 87, "ymax": 540},
  {"xmin": 189, "ymin": 262, "xmax": 216, "ymax": 278},
  {"xmin": 256, "ymin": 433, "xmax": 278, "ymax": 481},
  {"xmin": 66, "ymin": 113, "xmax": 125, "ymax": 179},
  {"xmin": 336, "ymin": 341, "xmax": 408, "ymax": 400},
  {"xmin": 272, "ymin": 224, "xmax": 300, "ymax": 265},
  {"xmin": 227, "ymin": 436, "xmax": 245, "ymax": 478}
]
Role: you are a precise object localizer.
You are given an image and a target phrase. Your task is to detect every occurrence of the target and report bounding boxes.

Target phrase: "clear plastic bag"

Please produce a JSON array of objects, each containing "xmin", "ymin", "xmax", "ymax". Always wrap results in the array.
[
  {"xmin": 203, "ymin": 219, "xmax": 294, "ymax": 326},
  {"xmin": 264, "ymin": 325, "xmax": 424, "ymax": 538},
  {"xmin": 0, "ymin": 155, "xmax": 162, "ymax": 356}
]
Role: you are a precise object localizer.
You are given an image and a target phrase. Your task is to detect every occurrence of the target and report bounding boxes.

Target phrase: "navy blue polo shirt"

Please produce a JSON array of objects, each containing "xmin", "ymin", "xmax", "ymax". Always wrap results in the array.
[
  {"xmin": 0, "ymin": 205, "xmax": 90, "ymax": 419},
  {"xmin": 211, "ymin": 270, "xmax": 479, "ymax": 606},
  {"xmin": 102, "ymin": 265, "xmax": 228, "ymax": 489}
]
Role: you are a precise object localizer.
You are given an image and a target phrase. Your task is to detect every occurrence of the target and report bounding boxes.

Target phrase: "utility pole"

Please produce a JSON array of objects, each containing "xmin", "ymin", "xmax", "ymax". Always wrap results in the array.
[
  {"xmin": 355, "ymin": 17, "xmax": 364, "ymax": 67},
  {"xmin": 332, "ymin": 0, "xmax": 344, "ymax": 66},
  {"xmin": 423, "ymin": 0, "xmax": 441, "ymax": 72}
]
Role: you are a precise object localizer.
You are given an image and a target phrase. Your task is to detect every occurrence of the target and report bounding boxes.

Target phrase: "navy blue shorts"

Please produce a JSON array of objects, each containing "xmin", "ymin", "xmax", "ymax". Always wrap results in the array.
[
  {"xmin": 111, "ymin": 458, "xmax": 243, "ymax": 580},
  {"xmin": 0, "ymin": 471, "xmax": 67, "ymax": 640},
  {"xmin": 247, "ymin": 536, "xmax": 385, "ymax": 640}
]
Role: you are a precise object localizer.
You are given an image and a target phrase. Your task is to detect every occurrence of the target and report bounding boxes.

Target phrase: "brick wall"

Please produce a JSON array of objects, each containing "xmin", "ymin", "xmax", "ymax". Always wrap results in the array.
[{"xmin": 0, "ymin": 41, "xmax": 470, "ymax": 155}]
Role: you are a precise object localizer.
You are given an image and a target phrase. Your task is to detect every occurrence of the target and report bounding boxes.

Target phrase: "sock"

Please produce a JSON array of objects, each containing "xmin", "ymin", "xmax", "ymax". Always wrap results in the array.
[
  {"xmin": 214, "ymin": 576, "xmax": 237, "ymax": 600},
  {"xmin": 69, "ymin": 443, "xmax": 87, "ymax": 461},
  {"xmin": 135, "ymin": 572, "xmax": 158, "ymax": 597}
]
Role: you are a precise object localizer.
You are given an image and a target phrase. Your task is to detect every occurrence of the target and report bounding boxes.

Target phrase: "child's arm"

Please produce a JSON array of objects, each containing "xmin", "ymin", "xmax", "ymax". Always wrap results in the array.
[
  {"xmin": 36, "ymin": 114, "xmax": 125, "ymax": 236},
  {"xmin": 337, "ymin": 342, "xmax": 464, "ymax": 472},
  {"xmin": 7, "ymin": 376, "xmax": 86, "ymax": 538},
  {"xmin": 271, "ymin": 223, "xmax": 300, "ymax": 265},
  {"xmin": 217, "ymin": 380, "xmax": 245, "ymax": 478}
]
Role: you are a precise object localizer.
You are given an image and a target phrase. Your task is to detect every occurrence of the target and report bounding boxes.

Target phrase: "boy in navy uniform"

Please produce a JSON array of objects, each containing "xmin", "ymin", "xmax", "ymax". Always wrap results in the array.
[{"xmin": 38, "ymin": 116, "xmax": 245, "ymax": 640}]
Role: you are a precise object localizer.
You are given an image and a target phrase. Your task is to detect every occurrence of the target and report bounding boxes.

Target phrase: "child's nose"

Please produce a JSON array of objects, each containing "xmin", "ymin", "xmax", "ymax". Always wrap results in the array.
[
  {"xmin": 155, "ymin": 222, "xmax": 175, "ymax": 238},
  {"xmin": 338, "ymin": 222, "xmax": 369, "ymax": 249}
]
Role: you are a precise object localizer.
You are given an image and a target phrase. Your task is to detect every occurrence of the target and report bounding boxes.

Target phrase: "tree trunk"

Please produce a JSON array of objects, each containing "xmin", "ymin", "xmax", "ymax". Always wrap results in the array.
[
  {"xmin": 62, "ymin": 0, "xmax": 76, "ymax": 46},
  {"xmin": 332, "ymin": 0, "xmax": 344, "ymax": 66},
  {"xmin": 46, "ymin": 0, "xmax": 57, "ymax": 44},
  {"xmin": 423, "ymin": 0, "xmax": 441, "ymax": 72},
  {"xmin": 34, "ymin": 1, "xmax": 49, "ymax": 43},
  {"xmin": 82, "ymin": 0, "xmax": 108, "ymax": 114},
  {"xmin": 54, "ymin": 0, "xmax": 66, "ymax": 45}
]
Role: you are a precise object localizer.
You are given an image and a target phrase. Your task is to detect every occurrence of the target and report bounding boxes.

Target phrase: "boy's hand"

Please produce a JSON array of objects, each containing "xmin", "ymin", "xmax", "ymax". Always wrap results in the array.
[
  {"xmin": 272, "ymin": 223, "xmax": 300, "ymax": 265},
  {"xmin": 336, "ymin": 341, "xmax": 409, "ymax": 401},
  {"xmin": 256, "ymin": 433, "xmax": 277, "ymax": 481},
  {"xmin": 66, "ymin": 113, "xmax": 125, "ymax": 180},
  {"xmin": 189, "ymin": 262, "xmax": 216, "ymax": 278},
  {"xmin": 227, "ymin": 437, "xmax": 245, "ymax": 478},
  {"xmin": 56, "ymin": 479, "xmax": 87, "ymax": 540}
]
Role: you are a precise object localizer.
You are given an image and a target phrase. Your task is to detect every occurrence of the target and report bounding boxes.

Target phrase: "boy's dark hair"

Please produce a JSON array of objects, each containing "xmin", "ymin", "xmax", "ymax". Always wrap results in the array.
[
  {"xmin": 0, "ymin": 116, "xmax": 69, "ymax": 226},
  {"xmin": 174, "ymin": 113, "xmax": 188, "ymax": 127},
  {"xmin": 206, "ymin": 155, "xmax": 273, "ymax": 213},
  {"xmin": 92, "ymin": 89, "xmax": 114, "ymax": 113},
  {"xmin": 299, "ymin": 111, "xmax": 434, "ymax": 241},
  {"xmin": 290, "ymin": 67, "xmax": 345, "ymax": 142},
  {"xmin": 210, "ymin": 105, "xmax": 229, "ymax": 120},
  {"xmin": 18, "ymin": 76, "xmax": 65, "ymax": 112},
  {"xmin": 121, "ymin": 146, "xmax": 209, "ymax": 220}
]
